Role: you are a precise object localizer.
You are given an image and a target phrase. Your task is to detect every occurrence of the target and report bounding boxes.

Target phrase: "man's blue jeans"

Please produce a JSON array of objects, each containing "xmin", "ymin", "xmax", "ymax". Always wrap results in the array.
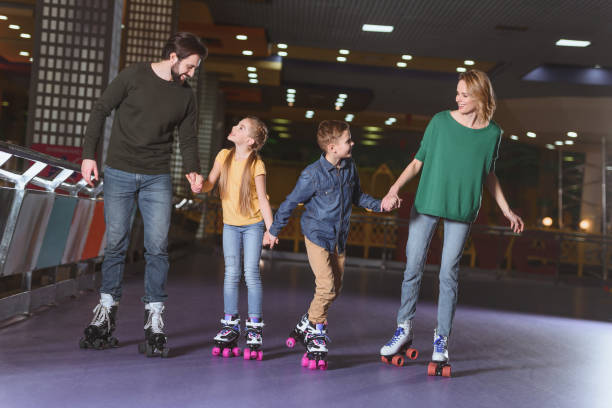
[
  {"xmin": 100, "ymin": 166, "xmax": 172, "ymax": 303},
  {"xmin": 222, "ymin": 220, "xmax": 265, "ymax": 318},
  {"xmin": 397, "ymin": 207, "xmax": 471, "ymax": 336}
]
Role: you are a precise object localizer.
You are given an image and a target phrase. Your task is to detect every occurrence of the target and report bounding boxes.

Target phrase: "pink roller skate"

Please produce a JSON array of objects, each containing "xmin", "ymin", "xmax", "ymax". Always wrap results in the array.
[
  {"xmin": 303, "ymin": 323, "xmax": 329, "ymax": 371},
  {"xmin": 211, "ymin": 316, "xmax": 241, "ymax": 358},
  {"xmin": 286, "ymin": 313, "xmax": 310, "ymax": 348},
  {"xmin": 243, "ymin": 319, "xmax": 264, "ymax": 361}
]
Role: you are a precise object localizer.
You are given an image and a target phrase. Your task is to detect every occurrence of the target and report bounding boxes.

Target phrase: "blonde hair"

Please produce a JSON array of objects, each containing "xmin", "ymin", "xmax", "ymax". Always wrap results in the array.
[
  {"xmin": 218, "ymin": 116, "xmax": 268, "ymax": 216},
  {"xmin": 458, "ymin": 69, "xmax": 496, "ymax": 124},
  {"xmin": 317, "ymin": 120, "xmax": 349, "ymax": 151}
]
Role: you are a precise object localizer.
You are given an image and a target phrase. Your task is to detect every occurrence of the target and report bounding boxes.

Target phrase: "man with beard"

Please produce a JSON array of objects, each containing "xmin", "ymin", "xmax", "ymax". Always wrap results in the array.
[{"xmin": 78, "ymin": 32, "xmax": 207, "ymax": 357}]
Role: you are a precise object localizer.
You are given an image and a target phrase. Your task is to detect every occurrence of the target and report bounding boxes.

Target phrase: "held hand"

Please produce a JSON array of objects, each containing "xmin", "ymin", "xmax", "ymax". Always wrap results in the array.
[
  {"xmin": 381, "ymin": 193, "xmax": 401, "ymax": 212},
  {"xmin": 81, "ymin": 159, "xmax": 99, "ymax": 187},
  {"xmin": 264, "ymin": 231, "xmax": 279, "ymax": 249},
  {"xmin": 504, "ymin": 209, "xmax": 525, "ymax": 234},
  {"xmin": 185, "ymin": 172, "xmax": 203, "ymax": 194}
]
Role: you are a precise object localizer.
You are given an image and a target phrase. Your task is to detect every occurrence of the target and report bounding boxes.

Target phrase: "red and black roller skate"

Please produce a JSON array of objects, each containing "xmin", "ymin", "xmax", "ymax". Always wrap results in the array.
[{"xmin": 427, "ymin": 330, "xmax": 451, "ymax": 377}]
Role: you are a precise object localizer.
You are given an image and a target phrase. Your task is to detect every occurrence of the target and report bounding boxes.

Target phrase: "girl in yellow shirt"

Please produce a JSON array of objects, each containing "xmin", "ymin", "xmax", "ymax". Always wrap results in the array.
[{"xmin": 199, "ymin": 116, "xmax": 273, "ymax": 360}]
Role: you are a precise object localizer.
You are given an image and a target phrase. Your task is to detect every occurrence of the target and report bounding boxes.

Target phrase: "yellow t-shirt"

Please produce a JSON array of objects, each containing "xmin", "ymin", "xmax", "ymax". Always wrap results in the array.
[{"xmin": 216, "ymin": 149, "xmax": 266, "ymax": 226}]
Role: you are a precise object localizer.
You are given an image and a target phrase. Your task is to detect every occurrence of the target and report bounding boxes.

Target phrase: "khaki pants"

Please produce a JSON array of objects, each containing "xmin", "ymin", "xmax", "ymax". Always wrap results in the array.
[{"xmin": 305, "ymin": 236, "xmax": 346, "ymax": 324}]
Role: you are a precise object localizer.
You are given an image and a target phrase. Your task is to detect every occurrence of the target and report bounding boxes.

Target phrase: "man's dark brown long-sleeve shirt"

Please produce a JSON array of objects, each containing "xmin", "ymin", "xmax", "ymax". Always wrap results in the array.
[{"xmin": 83, "ymin": 62, "xmax": 200, "ymax": 174}]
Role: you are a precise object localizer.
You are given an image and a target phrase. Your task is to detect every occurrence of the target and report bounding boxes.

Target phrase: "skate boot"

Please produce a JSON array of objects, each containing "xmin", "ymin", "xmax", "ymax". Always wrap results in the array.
[
  {"xmin": 79, "ymin": 293, "xmax": 119, "ymax": 349},
  {"xmin": 427, "ymin": 329, "xmax": 451, "ymax": 377},
  {"xmin": 380, "ymin": 320, "xmax": 418, "ymax": 366},
  {"xmin": 285, "ymin": 313, "xmax": 311, "ymax": 348},
  {"xmin": 243, "ymin": 318, "xmax": 264, "ymax": 361},
  {"xmin": 302, "ymin": 323, "xmax": 330, "ymax": 371},
  {"xmin": 211, "ymin": 316, "xmax": 241, "ymax": 358},
  {"xmin": 138, "ymin": 302, "xmax": 170, "ymax": 358}
]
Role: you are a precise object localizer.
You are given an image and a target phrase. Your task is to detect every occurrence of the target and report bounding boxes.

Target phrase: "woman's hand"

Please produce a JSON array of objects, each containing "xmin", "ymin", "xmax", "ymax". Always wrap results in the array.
[{"xmin": 504, "ymin": 209, "xmax": 524, "ymax": 234}]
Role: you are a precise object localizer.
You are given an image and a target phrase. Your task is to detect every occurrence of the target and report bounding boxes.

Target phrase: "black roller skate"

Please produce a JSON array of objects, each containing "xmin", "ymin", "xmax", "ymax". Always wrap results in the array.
[
  {"xmin": 212, "ymin": 316, "xmax": 241, "ymax": 358},
  {"xmin": 285, "ymin": 313, "xmax": 310, "ymax": 348},
  {"xmin": 380, "ymin": 320, "xmax": 419, "ymax": 367},
  {"xmin": 427, "ymin": 330, "xmax": 451, "ymax": 377},
  {"xmin": 79, "ymin": 294, "xmax": 119, "ymax": 350},
  {"xmin": 243, "ymin": 319, "xmax": 264, "ymax": 361},
  {"xmin": 302, "ymin": 322, "xmax": 330, "ymax": 371},
  {"xmin": 137, "ymin": 302, "xmax": 170, "ymax": 358}
]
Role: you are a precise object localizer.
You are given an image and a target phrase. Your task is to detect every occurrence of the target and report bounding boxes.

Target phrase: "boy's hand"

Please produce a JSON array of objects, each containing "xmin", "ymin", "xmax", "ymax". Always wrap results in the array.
[{"xmin": 381, "ymin": 193, "xmax": 402, "ymax": 211}]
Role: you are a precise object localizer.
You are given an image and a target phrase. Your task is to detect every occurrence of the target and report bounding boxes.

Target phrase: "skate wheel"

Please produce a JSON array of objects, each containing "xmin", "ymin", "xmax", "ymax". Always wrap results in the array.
[
  {"xmin": 79, "ymin": 338, "xmax": 87, "ymax": 349},
  {"xmin": 380, "ymin": 355, "xmax": 389, "ymax": 364},
  {"xmin": 212, "ymin": 346, "xmax": 221, "ymax": 356},
  {"xmin": 427, "ymin": 362, "xmax": 437, "ymax": 376},
  {"xmin": 256, "ymin": 350, "xmax": 263, "ymax": 361},
  {"xmin": 391, "ymin": 355, "xmax": 404, "ymax": 367},
  {"xmin": 442, "ymin": 365, "xmax": 452, "ymax": 377},
  {"xmin": 138, "ymin": 343, "xmax": 146, "ymax": 354},
  {"xmin": 93, "ymin": 338, "xmax": 103, "ymax": 349},
  {"xmin": 317, "ymin": 360, "xmax": 327, "ymax": 370},
  {"xmin": 286, "ymin": 337, "xmax": 296, "ymax": 348},
  {"xmin": 301, "ymin": 353, "xmax": 309, "ymax": 367},
  {"xmin": 308, "ymin": 359, "xmax": 317, "ymax": 370},
  {"xmin": 110, "ymin": 337, "xmax": 119, "ymax": 348},
  {"xmin": 146, "ymin": 343, "xmax": 155, "ymax": 357},
  {"xmin": 222, "ymin": 348, "xmax": 231, "ymax": 358},
  {"xmin": 161, "ymin": 348, "xmax": 170, "ymax": 358},
  {"xmin": 232, "ymin": 347, "xmax": 242, "ymax": 357},
  {"xmin": 406, "ymin": 348, "xmax": 418, "ymax": 360},
  {"xmin": 243, "ymin": 348, "xmax": 251, "ymax": 360}
]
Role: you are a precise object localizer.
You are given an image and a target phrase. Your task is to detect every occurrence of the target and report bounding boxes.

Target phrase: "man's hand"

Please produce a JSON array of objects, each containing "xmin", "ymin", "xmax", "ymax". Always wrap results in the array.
[
  {"xmin": 81, "ymin": 159, "xmax": 99, "ymax": 187},
  {"xmin": 185, "ymin": 172, "xmax": 203, "ymax": 194}
]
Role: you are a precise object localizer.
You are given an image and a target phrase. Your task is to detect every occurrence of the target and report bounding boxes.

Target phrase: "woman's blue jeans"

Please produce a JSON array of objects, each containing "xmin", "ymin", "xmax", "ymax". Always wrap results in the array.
[
  {"xmin": 396, "ymin": 207, "xmax": 471, "ymax": 336},
  {"xmin": 222, "ymin": 220, "xmax": 265, "ymax": 318}
]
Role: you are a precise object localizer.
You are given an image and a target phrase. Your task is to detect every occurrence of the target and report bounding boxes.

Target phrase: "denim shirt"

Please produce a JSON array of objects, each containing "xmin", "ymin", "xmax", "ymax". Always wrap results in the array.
[{"xmin": 270, "ymin": 155, "xmax": 381, "ymax": 253}]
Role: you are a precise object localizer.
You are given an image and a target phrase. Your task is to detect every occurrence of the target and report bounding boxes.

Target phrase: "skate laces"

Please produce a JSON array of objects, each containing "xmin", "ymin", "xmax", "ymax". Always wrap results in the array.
[
  {"xmin": 91, "ymin": 304, "xmax": 111, "ymax": 331},
  {"xmin": 434, "ymin": 335, "xmax": 447, "ymax": 353},
  {"xmin": 385, "ymin": 327, "xmax": 406, "ymax": 347},
  {"xmin": 145, "ymin": 310, "xmax": 165, "ymax": 334}
]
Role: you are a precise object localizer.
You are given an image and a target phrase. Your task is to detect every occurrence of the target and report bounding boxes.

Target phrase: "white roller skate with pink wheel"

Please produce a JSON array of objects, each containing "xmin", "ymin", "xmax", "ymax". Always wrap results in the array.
[
  {"xmin": 212, "ymin": 316, "xmax": 241, "ymax": 358},
  {"xmin": 286, "ymin": 313, "xmax": 310, "ymax": 348},
  {"xmin": 302, "ymin": 323, "xmax": 329, "ymax": 371},
  {"xmin": 243, "ymin": 319, "xmax": 264, "ymax": 361}
]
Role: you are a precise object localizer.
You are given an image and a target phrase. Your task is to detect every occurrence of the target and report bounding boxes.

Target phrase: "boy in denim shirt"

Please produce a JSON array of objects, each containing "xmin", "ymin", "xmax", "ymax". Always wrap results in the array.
[{"xmin": 265, "ymin": 120, "xmax": 398, "ymax": 369}]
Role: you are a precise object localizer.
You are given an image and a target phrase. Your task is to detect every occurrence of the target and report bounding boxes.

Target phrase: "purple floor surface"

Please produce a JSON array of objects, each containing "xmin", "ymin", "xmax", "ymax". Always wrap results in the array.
[{"xmin": 1, "ymin": 251, "xmax": 611, "ymax": 408}]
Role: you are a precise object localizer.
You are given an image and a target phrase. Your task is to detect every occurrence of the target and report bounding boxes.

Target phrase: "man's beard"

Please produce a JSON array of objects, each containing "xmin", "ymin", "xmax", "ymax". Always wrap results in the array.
[{"xmin": 171, "ymin": 61, "xmax": 186, "ymax": 82}]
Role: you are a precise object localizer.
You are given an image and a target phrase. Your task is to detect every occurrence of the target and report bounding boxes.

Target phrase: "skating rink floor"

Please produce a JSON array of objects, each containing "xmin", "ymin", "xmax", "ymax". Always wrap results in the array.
[{"xmin": 1, "ymin": 249, "xmax": 611, "ymax": 408}]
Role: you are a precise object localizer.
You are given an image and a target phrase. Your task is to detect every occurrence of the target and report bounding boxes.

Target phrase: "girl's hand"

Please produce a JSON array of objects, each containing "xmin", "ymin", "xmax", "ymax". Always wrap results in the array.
[
  {"xmin": 185, "ymin": 172, "xmax": 203, "ymax": 194},
  {"xmin": 263, "ymin": 231, "xmax": 279, "ymax": 249},
  {"xmin": 504, "ymin": 209, "xmax": 524, "ymax": 234}
]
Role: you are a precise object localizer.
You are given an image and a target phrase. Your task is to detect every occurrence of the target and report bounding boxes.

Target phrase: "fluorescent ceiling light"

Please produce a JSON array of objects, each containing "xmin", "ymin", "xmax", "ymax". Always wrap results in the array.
[
  {"xmin": 278, "ymin": 51, "xmax": 288, "ymax": 57},
  {"xmin": 510, "ymin": 135, "xmax": 519, "ymax": 140},
  {"xmin": 464, "ymin": 60, "xmax": 475, "ymax": 65},
  {"xmin": 339, "ymin": 49, "xmax": 350, "ymax": 55},
  {"xmin": 546, "ymin": 144, "xmax": 555, "ymax": 150},
  {"xmin": 364, "ymin": 126, "xmax": 382, "ymax": 132},
  {"xmin": 345, "ymin": 114, "xmax": 354, "ymax": 122},
  {"xmin": 0, "ymin": 15, "xmax": 7, "ymax": 20},
  {"xmin": 401, "ymin": 54, "xmax": 413, "ymax": 60},
  {"xmin": 456, "ymin": 67, "xmax": 466, "ymax": 73},
  {"xmin": 277, "ymin": 43, "xmax": 288, "ymax": 49},
  {"xmin": 362, "ymin": 140, "xmax": 378, "ymax": 146},
  {"xmin": 555, "ymin": 141, "xmax": 563, "ymax": 146},
  {"xmin": 556, "ymin": 39, "xmax": 591, "ymax": 47},
  {"xmin": 272, "ymin": 126, "xmax": 288, "ymax": 131},
  {"xmin": 305, "ymin": 110, "xmax": 314, "ymax": 118},
  {"xmin": 247, "ymin": 66, "xmax": 257, "ymax": 72},
  {"xmin": 396, "ymin": 62, "xmax": 407, "ymax": 67},
  {"xmin": 338, "ymin": 93, "xmax": 348, "ymax": 98},
  {"xmin": 526, "ymin": 132, "xmax": 536, "ymax": 138},
  {"xmin": 242, "ymin": 50, "xmax": 253, "ymax": 56},
  {"xmin": 362, "ymin": 24, "xmax": 394, "ymax": 33},
  {"xmin": 272, "ymin": 118, "xmax": 291, "ymax": 124},
  {"xmin": 8, "ymin": 24, "xmax": 20, "ymax": 30},
  {"xmin": 248, "ymin": 73, "xmax": 257, "ymax": 78},
  {"xmin": 287, "ymin": 89, "xmax": 296, "ymax": 94},
  {"xmin": 20, "ymin": 33, "xmax": 31, "ymax": 39},
  {"xmin": 19, "ymin": 51, "xmax": 29, "ymax": 56},
  {"xmin": 337, "ymin": 56, "xmax": 347, "ymax": 62},
  {"xmin": 364, "ymin": 133, "xmax": 383, "ymax": 140},
  {"xmin": 567, "ymin": 131, "xmax": 577, "ymax": 137},
  {"xmin": 236, "ymin": 34, "xmax": 248, "ymax": 40},
  {"xmin": 279, "ymin": 133, "xmax": 291, "ymax": 139},
  {"xmin": 565, "ymin": 140, "xmax": 574, "ymax": 145},
  {"xmin": 249, "ymin": 79, "xmax": 258, "ymax": 84}
]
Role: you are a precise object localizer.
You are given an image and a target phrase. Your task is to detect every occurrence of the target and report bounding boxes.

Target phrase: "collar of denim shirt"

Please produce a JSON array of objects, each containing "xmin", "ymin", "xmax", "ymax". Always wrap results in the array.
[{"xmin": 319, "ymin": 154, "xmax": 348, "ymax": 172}]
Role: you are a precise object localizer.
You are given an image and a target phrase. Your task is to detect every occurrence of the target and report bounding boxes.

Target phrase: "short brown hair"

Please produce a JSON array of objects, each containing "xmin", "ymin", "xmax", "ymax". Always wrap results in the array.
[
  {"xmin": 162, "ymin": 32, "xmax": 208, "ymax": 60},
  {"xmin": 317, "ymin": 120, "xmax": 349, "ymax": 151},
  {"xmin": 458, "ymin": 69, "xmax": 496, "ymax": 123}
]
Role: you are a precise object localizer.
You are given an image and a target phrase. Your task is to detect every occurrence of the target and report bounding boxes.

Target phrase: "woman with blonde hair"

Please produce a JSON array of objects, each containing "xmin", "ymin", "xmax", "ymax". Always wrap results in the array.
[{"xmin": 378, "ymin": 70, "xmax": 524, "ymax": 376}]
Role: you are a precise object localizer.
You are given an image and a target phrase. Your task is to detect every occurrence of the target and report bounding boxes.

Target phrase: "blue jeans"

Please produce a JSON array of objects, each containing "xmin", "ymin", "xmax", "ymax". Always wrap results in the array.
[
  {"xmin": 397, "ymin": 207, "xmax": 471, "ymax": 336},
  {"xmin": 222, "ymin": 220, "xmax": 265, "ymax": 318},
  {"xmin": 100, "ymin": 166, "xmax": 172, "ymax": 303}
]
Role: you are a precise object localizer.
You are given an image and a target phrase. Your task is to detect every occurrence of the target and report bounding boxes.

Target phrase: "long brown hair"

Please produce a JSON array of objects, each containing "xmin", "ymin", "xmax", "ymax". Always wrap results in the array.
[
  {"xmin": 218, "ymin": 116, "xmax": 268, "ymax": 216},
  {"xmin": 458, "ymin": 69, "xmax": 496, "ymax": 124}
]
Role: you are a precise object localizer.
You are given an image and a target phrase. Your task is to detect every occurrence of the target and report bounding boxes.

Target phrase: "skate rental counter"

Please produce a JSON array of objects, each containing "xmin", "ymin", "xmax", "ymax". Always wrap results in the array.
[{"xmin": 0, "ymin": 141, "xmax": 105, "ymax": 322}]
